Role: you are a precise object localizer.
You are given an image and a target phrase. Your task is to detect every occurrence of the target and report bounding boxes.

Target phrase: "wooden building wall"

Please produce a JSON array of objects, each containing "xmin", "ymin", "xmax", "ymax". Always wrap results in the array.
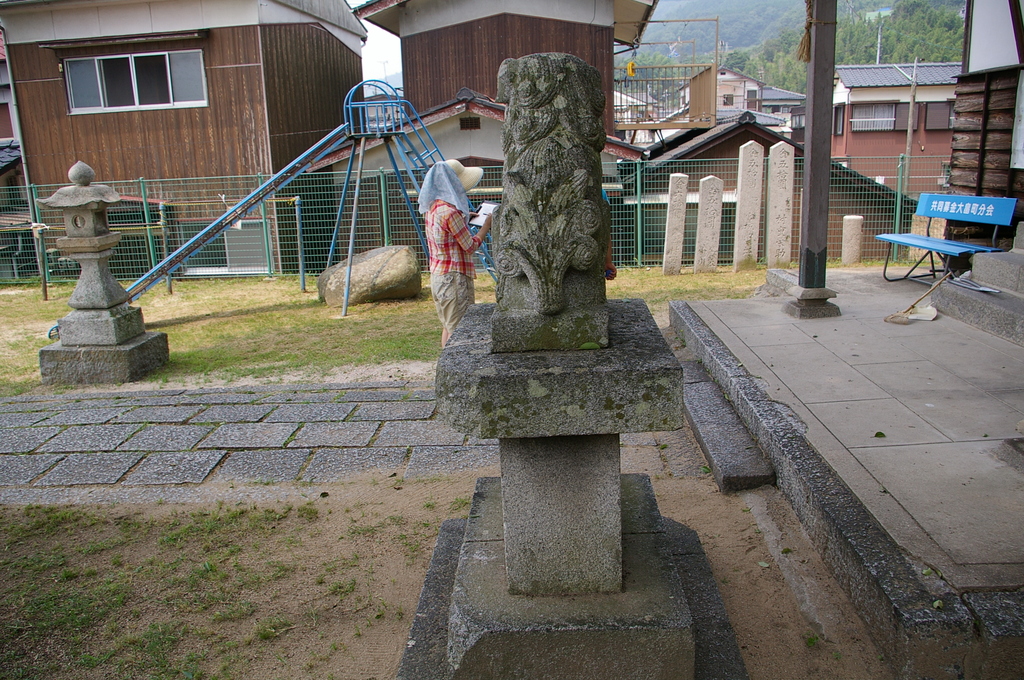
[
  {"xmin": 401, "ymin": 14, "xmax": 615, "ymax": 133},
  {"xmin": 260, "ymin": 23, "xmax": 362, "ymax": 171},
  {"xmin": 9, "ymin": 26, "xmax": 273, "ymax": 186},
  {"xmin": 949, "ymin": 68, "xmax": 1022, "ymax": 199},
  {"xmin": 947, "ymin": 66, "xmax": 1022, "ymax": 242}
]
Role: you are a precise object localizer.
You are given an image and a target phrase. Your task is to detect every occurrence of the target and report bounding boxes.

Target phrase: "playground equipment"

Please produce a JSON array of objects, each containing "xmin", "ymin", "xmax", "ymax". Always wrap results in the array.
[{"xmin": 126, "ymin": 80, "xmax": 494, "ymax": 310}]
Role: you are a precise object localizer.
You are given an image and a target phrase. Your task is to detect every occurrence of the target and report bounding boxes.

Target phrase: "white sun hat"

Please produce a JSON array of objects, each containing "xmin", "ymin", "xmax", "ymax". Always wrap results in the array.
[{"xmin": 443, "ymin": 158, "xmax": 484, "ymax": 192}]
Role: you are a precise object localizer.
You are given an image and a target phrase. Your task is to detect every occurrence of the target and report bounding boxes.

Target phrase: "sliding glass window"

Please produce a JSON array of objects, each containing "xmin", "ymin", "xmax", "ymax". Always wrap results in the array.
[{"xmin": 66, "ymin": 50, "xmax": 207, "ymax": 113}]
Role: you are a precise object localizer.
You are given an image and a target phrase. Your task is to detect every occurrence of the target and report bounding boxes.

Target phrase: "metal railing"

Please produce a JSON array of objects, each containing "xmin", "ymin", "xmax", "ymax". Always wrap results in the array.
[
  {"xmin": 0, "ymin": 155, "xmax": 951, "ymax": 289},
  {"xmin": 613, "ymin": 63, "xmax": 717, "ymax": 130}
]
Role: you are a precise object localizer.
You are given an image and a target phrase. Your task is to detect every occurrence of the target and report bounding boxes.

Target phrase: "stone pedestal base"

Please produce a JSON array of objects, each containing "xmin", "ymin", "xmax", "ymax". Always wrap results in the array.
[
  {"xmin": 783, "ymin": 299, "xmax": 842, "ymax": 318},
  {"xmin": 398, "ymin": 475, "xmax": 702, "ymax": 680},
  {"xmin": 437, "ymin": 300, "xmax": 684, "ymax": 439},
  {"xmin": 57, "ymin": 303, "xmax": 145, "ymax": 346},
  {"xmin": 783, "ymin": 284, "xmax": 841, "ymax": 318},
  {"xmin": 39, "ymin": 331, "xmax": 169, "ymax": 385},
  {"xmin": 501, "ymin": 434, "xmax": 621, "ymax": 594}
]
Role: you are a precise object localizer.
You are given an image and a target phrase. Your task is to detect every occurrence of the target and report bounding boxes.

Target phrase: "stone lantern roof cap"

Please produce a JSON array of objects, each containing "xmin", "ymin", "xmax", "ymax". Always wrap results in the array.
[{"xmin": 36, "ymin": 161, "xmax": 120, "ymax": 209}]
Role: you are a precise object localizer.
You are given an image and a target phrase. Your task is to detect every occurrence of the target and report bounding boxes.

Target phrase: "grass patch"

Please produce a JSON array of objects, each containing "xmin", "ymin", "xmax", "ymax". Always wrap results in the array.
[
  {"xmin": 0, "ymin": 269, "xmax": 763, "ymax": 396},
  {"xmin": 0, "ymin": 492, "xmax": 462, "ymax": 679}
]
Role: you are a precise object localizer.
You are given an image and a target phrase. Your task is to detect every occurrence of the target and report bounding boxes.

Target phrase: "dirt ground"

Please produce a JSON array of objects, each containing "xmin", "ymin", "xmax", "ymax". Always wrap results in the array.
[{"xmin": 2, "ymin": 440, "xmax": 895, "ymax": 680}]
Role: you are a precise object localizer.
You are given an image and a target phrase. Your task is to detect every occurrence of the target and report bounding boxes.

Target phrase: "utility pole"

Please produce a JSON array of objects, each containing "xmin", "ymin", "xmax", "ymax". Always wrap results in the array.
[{"xmin": 903, "ymin": 59, "xmax": 919, "ymax": 161}]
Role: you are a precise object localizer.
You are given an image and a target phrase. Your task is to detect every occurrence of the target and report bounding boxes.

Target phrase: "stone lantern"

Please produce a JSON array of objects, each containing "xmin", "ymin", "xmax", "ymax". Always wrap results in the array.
[{"xmin": 38, "ymin": 161, "xmax": 168, "ymax": 384}]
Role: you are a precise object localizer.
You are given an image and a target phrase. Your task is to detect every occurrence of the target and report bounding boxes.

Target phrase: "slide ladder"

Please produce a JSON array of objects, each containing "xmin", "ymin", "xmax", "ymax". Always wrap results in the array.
[{"xmin": 326, "ymin": 80, "xmax": 494, "ymax": 281}]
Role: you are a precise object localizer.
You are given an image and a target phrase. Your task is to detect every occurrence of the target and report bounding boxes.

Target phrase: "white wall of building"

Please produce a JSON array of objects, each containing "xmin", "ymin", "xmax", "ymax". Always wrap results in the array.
[
  {"xmin": 0, "ymin": 0, "xmax": 364, "ymax": 54},
  {"xmin": 968, "ymin": 0, "xmax": 1022, "ymax": 72}
]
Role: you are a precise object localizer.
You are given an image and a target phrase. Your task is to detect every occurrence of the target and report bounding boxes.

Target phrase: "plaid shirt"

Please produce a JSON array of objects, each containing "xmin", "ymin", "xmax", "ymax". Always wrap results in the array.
[{"xmin": 426, "ymin": 200, "xmax": 482, "ymax": 277}]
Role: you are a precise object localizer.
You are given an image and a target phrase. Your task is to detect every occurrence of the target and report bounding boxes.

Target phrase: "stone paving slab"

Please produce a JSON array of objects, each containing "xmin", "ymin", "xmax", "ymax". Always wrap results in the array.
[
  {"xmin": 302, "ymin": 447, "xmax": 409, "ymax": 481},
  {"xmin": 0, "ymin": 426, "xmax": 62, "ymax": 453},
  {"xmin": 405, "ymin": 445, "xmax": 499, "ymax": 478},
  {"xmin": 37, "ymin": 424, "xmax": 140, "ymax": 453},
  {"xmin": 56, "ymin": 398, "xmax": 131, "ymax": 410},
  {"xmin": 179, "ymin": 393, "xmax": 261, "ymax": 405},
  {"xmin": 213, "ymin": 449, "xmax": 310, "ymax": 482},
  {"xmin": 286, "ymin": 421, "xmax": 378, "ymax": 448},
  {"xmin": 113, "ymin": 406, "xmax": 205, "ymax": 424},
  {"xmin": 118, "ymin": 425, "xmax": 214, "ymax": 452},
  {"xmin": 409, "ymin": 389, "xmax": 436, "ymax": 401},
  {"xmin": 199, "ymin": 423, "xmax": 298, "ymax": 449},
  {"xmin": 257, "ymin": 392, "xmax": 341, "ymax": 404},
  {"xmin": 264, "ymin": 403, "xmax": 355, "ymax": 422},
  {"xmin": 122, "ymin": 396, "xmax": 197, "ymax": 407},
  {"xmin": 0, "ymin": 454, "xmax": 65, "ymax": 484},
  {"xmin": 374, "ymin": 421, "xmax": 465, "ymax": 447},
  {"xmin": 0, "ymin": 412, "xmax": 53, "ymax": 427},
  {"xmin": 0, "ymin": 403, "xmax": 55, "ymax": 413},
  {"xmin": 123, "ymin": 451, "xmax": 226, "ymax": 485},
  {"xmin": 352, "ymin": 401, "xmax": 435, "ymax": 421},
  {"xmin": 39, "ymin": 407, "xmax": 131, "ymax": 425},
  {"xmin": 621, "ymin": 432, "xmax": 657, "ymax": 446},
  {"xmin": 192, "ymin": 404, "xmax": 277, "ymax": 423},
  {"xmin": 37, "ymin": 452, "xmax": 143, "ymax": 485},
  {"xmin": 340, "ymin": 389, "xmax": 409, "ymax": 402}
]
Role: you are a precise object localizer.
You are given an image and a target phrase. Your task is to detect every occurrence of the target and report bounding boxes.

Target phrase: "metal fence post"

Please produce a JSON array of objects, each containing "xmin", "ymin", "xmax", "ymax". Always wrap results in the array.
[
  {"xmin": 32, "ymin": 224, "xmax": 47, "ymax": 300},
  {"xmin": 634, "ymin": 160, "xmax": 644, "ymax": 266},
  {"xmin": 260, "ymin": 193, "xmax": 274, "ymax": 276},
  {"xmin": 159, "ymin": 202, "xmax": 172, "ymax": 295},
  {"xmin": 28, "ymin": 183, "xmax": 40, "ymax": 224},
  {"xmin": 295, "ymin": 196, "xmax": 306, "ymax": 292},
  {"xmin": 139, "ymin": 177, "xmax": 158, "ymax": 270},
  {"xmin": 895, "ymin": 154, "xmax": 907, "ymax": 234},
  {"xmin": 379, "ymin": 170, "xmax": 391, "ymax": 246}
]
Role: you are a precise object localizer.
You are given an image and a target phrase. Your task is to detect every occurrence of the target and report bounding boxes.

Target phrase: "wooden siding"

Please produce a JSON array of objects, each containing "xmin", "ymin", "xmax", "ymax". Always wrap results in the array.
[
  {"xmin": 260, "ymin": 23, "xmax": 362, "ymax": 171},
  {"xmin": 401, "ymin": 14, "xmax": 615, "ymax": 133},
  {"xmin": 948, "ymin": 66, "xmax": 1022, "ymax": 239},
  {"xmin": 9, "ymin": 26, "xmax": 272, "ymax": 185}
]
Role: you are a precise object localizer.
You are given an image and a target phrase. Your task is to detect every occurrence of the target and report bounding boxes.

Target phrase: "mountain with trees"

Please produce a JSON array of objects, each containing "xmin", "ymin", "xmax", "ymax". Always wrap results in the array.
[{"xmin": 625, "ymin": 0, "xmax": 964, "ymax": 94}]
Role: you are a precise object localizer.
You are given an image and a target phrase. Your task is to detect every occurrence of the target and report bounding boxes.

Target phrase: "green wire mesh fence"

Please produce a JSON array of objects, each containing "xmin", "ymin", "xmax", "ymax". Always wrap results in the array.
[{"xmin": 0, "ymin": 155, "xmax": 951, "ymax": 287}]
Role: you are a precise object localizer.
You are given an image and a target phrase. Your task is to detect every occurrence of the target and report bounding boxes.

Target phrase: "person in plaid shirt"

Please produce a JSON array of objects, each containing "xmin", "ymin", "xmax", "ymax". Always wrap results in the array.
[{"xmin": 418, "ymin": 159, "xmax": 492, "ymax": 346}]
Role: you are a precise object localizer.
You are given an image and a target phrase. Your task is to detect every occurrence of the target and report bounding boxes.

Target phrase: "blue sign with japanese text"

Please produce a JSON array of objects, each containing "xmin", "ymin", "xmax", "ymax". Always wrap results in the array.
[{"xmin": 916, "ymin": 193, "xmax": 1018, "ymax": 226}]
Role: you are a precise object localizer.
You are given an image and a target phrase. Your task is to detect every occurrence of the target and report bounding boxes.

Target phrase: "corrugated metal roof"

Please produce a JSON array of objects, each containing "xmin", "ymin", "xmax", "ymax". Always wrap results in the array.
[{"xmin": 835, "ymin": 62, "xmax": 961, "ymax": 88}]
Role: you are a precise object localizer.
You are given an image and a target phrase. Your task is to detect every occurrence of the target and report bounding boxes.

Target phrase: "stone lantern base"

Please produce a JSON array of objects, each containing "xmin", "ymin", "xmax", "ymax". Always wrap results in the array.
[{"xmin": 40, "ymin": 331, "xmax": 169, "ymax": 385}]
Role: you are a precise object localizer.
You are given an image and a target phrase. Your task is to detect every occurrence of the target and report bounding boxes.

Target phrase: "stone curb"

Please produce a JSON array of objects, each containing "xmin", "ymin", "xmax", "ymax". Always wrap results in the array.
[
  {"xmin": 680, "ymin": 360, "xmax": 775, "ymax": 492},
  {"xmin": 668, "ymin": 300, "xmax": 980, "ymax": 680}
]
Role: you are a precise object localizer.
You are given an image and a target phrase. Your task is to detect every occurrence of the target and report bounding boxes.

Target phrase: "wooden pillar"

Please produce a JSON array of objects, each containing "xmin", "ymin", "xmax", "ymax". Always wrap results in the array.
[{"xmin": 798, "ymin": 0, "xmax": 838, "ymax": 289}]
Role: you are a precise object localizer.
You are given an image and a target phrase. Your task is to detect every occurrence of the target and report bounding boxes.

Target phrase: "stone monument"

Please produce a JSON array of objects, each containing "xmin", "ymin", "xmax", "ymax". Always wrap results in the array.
[
  {"xmin": 490, "ymin": 53, "xmax": 610, "ymax": 352},
  {"xmin": 400, "ymin": 53, "xmax": 698, "ymax": 679},
  {"xmin": 38, "ymin": 161, "xmax": 168, "ymax": 384}
]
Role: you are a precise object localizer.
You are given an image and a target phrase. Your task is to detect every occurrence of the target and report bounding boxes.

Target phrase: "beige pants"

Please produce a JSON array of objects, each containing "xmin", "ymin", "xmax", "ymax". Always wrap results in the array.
[{"xmin": 430, "ymin": 272, "xmax": 475, "ymax": 333}]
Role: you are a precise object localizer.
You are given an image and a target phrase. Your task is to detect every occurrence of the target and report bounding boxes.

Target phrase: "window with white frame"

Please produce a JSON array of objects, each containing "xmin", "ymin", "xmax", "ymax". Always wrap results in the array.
[
  {"xmin": 65, "ymin": 50, "xmax": 207, "ymax": 113},
  {"xmin": 850, "ymin": 103, "xmax": 896, "ymax": 131}
]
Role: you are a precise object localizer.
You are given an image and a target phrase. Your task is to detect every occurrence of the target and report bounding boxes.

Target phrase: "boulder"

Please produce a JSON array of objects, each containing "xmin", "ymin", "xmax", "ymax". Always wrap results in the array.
[{"xmin": 317, "ymin": 245, "xmax": 422, "ymax": 307}]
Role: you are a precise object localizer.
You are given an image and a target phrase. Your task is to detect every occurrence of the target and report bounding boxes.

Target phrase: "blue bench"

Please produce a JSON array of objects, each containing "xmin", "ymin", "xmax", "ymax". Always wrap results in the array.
[{"xmin": 876, "ymin": 193, "xmax": 1017, "ymax": 284}]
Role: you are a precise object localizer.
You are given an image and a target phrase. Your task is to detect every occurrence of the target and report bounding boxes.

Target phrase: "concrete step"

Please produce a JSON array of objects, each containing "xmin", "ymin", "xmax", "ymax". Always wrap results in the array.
[
  {"xmin": 932, "ymin": 279, "xmax": 1024, "ymax": 348},
  {"xmin": 681, "ymin": 359, "xmax": 775, "ymax": 492},
  {"xmin": 973, "ymin": 250, "xmax": 1024, "ymax": 295}
]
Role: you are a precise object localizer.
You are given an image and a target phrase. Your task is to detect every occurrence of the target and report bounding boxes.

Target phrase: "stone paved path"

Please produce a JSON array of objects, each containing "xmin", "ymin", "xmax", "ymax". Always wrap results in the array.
[{"xmin": 0, "ymin": 381, "xmax": 678, "ymax": 505}]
